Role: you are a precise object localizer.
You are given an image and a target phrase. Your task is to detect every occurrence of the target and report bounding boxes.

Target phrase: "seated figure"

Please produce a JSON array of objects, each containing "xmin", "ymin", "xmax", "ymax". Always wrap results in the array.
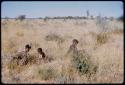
[{"xmin": 11, "ymin": 44, "xmax": 31, "ymax": 65}]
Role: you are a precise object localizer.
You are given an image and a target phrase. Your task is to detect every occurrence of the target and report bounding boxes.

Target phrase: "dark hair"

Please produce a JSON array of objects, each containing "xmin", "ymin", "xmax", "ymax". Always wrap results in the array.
[
  {"xmin": 73, "ymin": 39, "xmax": 79, "ymax": 44},
  {"xmin": 37, "ymin": 48, "xmax": 46, "ymax": 58},
  {"xmin": 37, "ymin": 48, "xmax": 43, "ymax": 54},
  {"xmin": 25, "ymin": 44, "xmax": 31, "ymax": 49}
]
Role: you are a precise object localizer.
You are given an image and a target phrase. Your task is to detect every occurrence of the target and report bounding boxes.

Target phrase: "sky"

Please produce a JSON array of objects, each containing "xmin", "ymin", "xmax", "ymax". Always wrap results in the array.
[{"xmin": 1, "ymin": 1, "xmax": 123, "ymax": 18}]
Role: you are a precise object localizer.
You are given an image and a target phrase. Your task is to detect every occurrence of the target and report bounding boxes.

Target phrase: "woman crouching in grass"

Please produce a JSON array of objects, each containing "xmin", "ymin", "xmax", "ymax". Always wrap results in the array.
[
  {"xmin": 36, "ymin": 48, "xmax": 54, "ymax": 64},
  {"xmin": 37, "ymin": 48, "xmax": 46, "ymax": 64}
]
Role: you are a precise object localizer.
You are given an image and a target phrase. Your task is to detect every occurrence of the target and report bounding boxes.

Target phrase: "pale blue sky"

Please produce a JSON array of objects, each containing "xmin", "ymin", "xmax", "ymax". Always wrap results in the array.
[{"xmin": 1, "ymin": 1, "xmax": 123, "ymax": 18}]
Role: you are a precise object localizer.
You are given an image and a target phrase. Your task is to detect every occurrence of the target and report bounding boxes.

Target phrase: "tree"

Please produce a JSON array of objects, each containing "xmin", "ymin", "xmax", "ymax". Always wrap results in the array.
[
  {"xmin": 44, "ymin": 16, "xmax": 49, "ymax": 21},
  {"xmin": 17, "ymin": 15, "xmax": 26, "ymax": 21},
  {"xmin": 110, "ymin": 17, "xmax": 114, "ymax": 21},
  {"xmin": 4, "ymin": 16, "xmax": 9, "ymax": 21},
  {"xmin": 91, "ymin": 15, "xmax": 94, "ymax": 19},
  {"xmin": 39, "ymin": 17, "xmax": 43, "ymax": 19},
  {"xmin": 83, "ymin": 16, "xmax": 87, "ymax": 19},
  {"xmin": 118, "ymin": 3, "xmax": 123, "ymax": 21},
  {"xmin": 86, "ymin": 10, "xmax": 90, "ymax": 19}
]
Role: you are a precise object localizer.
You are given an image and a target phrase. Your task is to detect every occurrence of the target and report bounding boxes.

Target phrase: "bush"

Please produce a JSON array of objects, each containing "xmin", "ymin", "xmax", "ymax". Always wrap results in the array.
[
  {"xmin": 67, "ymin": 48, "xmax": 98, "ymax": 77},
  {"xmin": 71, "ymin": 50, "xmax": 94, "ymax": 75},
  {"xmin": 4, "ymin": 16, "xmax": 9, "ymax": 21},
  {"xmin": 45, "ymin": 34, "xmax": 64, "ymax": 43},
  {"xmin": 17, "ymin": 15, "xmax": 26, "ymax": 21},
  {"xmin": 44, "ymin": 17, "xmax": 49, "ymax": 22},
  {"xmin": 96, "ymin": 33, "xmax": 108, "ymax": 45}
]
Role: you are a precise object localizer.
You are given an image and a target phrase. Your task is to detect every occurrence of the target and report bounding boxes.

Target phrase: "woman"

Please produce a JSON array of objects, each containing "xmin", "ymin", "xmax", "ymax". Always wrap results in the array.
[{"xmin": 36, "ymin": 48, "xmax": 46, "ymax": 64}]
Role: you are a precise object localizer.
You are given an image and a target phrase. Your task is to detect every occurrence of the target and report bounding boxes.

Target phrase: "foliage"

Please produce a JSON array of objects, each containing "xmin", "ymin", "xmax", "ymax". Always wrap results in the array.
[
  {"xmin": 17, "ymin": 15, "xmax": 26, "ymax": 21},
  {"xmin": 72, "ymin": 51, "xmax": 95, "ymax": 75}
]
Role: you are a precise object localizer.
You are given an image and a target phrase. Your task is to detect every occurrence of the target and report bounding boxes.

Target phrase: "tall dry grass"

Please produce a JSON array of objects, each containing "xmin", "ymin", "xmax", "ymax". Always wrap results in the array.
[{"xmin": 1, "ymin": 19, "xmax": 123, "ymax": 84}]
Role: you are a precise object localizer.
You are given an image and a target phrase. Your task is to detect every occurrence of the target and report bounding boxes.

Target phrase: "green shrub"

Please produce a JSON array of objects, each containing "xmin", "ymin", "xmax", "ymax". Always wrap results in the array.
[
  {"xmin": 71, "ymin": 51, "xmax": 97, "ymax": 75},
  {"xmin": 72, "ymin": 52, "xmax": 90, "ymax": 74}
]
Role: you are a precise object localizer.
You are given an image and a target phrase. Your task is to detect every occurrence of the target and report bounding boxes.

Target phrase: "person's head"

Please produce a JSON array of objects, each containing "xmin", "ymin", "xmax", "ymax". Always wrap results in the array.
[
  {"xmin": 37, "ymin": 48, "xmax": 43, "ymax": 54},
  {"xmin": 72, "ymin": 39, "xmax": 79, "ymax": 46},
  {"xmin": 25, "ymin": 44, "xmax": 31, "ymax": 52}
]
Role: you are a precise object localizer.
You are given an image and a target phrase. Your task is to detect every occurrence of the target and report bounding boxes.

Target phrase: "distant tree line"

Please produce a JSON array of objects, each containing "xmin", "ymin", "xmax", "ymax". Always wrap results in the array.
[
  {"xmin": 16, "ymin": 15, "xmax": 26, "ymax": 21},
  {"xmin": 3, "ymin": 14, "xmax": 123, "ymax": 22},
  {"xmin": 42, "ymin": 16, "xmax": 89, "ymax": 19}
]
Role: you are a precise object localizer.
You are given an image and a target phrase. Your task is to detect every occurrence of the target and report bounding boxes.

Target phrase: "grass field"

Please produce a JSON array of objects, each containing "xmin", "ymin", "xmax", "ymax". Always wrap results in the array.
[{"xmin": 1, "ymin": 18, "xmax": 124, "ymax": 84}]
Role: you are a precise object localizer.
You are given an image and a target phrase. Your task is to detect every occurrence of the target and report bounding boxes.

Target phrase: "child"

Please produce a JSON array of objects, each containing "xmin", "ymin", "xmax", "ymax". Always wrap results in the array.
[
  {"xmin": 11, "ymin": 44, "xmax": 31, "ymax": 65},
  {"xmin": 67, "ymin": 39, "xmax": 79, "ymax": 55},
  {"xmin": 36, "ymin": 48, "xmax": 46, "ymax": 64}
]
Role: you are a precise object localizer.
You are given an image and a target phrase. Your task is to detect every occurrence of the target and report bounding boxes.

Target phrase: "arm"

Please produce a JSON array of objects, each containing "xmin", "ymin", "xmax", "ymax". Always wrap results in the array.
[
  {"xmin": 42, "ymin": 52, "xmax": 46, "ymax": 59},
  {"xmin": 67, "ymin": 45, "xmax": 73, "ymax": 54}
]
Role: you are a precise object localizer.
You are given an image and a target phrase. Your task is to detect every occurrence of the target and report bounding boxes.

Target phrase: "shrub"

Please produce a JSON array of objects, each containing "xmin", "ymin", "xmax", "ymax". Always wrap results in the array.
[
  {"xmin": 71, "ymin": 50, "xmax": 96, "ymax": 75},
  {"xmin": 17, "ymin": 15, "xmax": 26, "ymax": 21},
  {"xmin": 83, "ymin": 16, "xmax": 87, "ymax": 19},
  {"xmin": 4, "ymin": 16, "xmax": 9, "ymax": 21},
  {"xmin": 96, "ymin": 33, "xmax": 108, "ymax": 45},
  {"xmin": 39, "ymin": 17, "xmax": 43, "ymax": 19},
  {"xmin": 45, "ymin": 34, "xmax": 64, "ymax": 43},
  {"xmin": 44, "ymin": 17, "xmax": 49, "ymax": 22},
  {"xmin": 67, "ymin": 48, "xmax": 98, "ymax": 78}
]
